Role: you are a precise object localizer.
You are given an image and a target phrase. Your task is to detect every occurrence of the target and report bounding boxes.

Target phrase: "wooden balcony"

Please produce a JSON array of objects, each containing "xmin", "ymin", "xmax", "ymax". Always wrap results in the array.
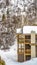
[
  {"xmin": 18, "ymin": 52, "xmax": 24, "ymax": 54},
  {"xmin": 25, "ymin": 39, "xmax": 31, "ymax": 43},
  {"xmin": 19, "ymin": 34, "xmax": 25, "ymax": 38},
  {"xmin": 25, "ymin": 49, "xmax": 31, "ymax": 55},
  {"xmin": 18, "ymin": 38, "xmax": 25, "ymax": 43},
  {"xmin": 17, "ymin": 48, "xmax": 24, "ymax": 53}
]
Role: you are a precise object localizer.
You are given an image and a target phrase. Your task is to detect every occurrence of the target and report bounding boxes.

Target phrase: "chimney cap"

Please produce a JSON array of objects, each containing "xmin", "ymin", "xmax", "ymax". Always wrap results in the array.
[{"xmin": 31, "ymin": 31, "xmax": 35, "ymax": 33}]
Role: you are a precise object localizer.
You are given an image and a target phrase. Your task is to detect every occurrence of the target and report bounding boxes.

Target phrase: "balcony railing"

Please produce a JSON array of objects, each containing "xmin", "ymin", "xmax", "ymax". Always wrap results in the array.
[
  {"xmin": 25, "ymin": 39, "xmax": 31, "ymax": 43},
  {"xmin": 25, "ymin": 49, "xmax": 31, "ymax": 54},
  {"xmin": 18, "ymin": 38, "xmax": 25, "ymax": 43}
]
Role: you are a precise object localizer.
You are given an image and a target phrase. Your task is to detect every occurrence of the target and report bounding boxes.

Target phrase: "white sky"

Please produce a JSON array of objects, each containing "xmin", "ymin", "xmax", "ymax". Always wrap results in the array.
[{"xmin": 16, "ymin": 26, "xmax": 37, "ymax": 33}]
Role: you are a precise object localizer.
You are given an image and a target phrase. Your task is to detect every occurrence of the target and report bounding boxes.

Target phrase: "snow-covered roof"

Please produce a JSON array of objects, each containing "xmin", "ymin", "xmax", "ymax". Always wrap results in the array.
[{"xmin": 16, "ymin": 26, "xmax": 37, "ymax": 34}]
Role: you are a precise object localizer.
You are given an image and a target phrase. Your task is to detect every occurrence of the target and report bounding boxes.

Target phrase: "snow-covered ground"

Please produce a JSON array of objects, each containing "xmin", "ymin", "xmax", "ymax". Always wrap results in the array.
[
  {"xmin": 0, "ymin": 42, "xmax": 37, "ymax": 65},
  {"xmin": 0, "ymin": 42, "xmax": 18, "ymax": 65}
]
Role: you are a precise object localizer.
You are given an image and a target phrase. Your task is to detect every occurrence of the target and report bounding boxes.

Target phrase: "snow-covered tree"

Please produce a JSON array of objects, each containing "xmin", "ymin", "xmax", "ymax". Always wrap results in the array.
[{"xmin": 0, "ymin": 0, "xmax": 37, "ymax": 49}]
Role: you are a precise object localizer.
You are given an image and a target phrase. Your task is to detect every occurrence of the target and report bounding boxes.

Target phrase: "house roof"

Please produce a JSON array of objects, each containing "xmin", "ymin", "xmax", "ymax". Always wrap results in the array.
[{"xmin": 16, "ymin": 26, "xmax": 37, "ymax": 34}]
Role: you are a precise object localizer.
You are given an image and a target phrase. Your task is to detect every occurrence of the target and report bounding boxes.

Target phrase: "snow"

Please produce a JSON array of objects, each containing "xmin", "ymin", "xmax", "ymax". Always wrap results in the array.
[
  {"xmin": 0, "ymin": 42, "xmax": 37, "ymax": 65},
  {"xmin": 0, "ymin": 42, "xmax": 17, "ymax": 65},
  {"xmin": 0, "ymin": 39, "xmax": 37, "ymax": 65},
  {"xmin": 0, "ymin": 0, "xmax": 3, "ymax": 3},
  {"xmin": 16, "ymin": 26, "xmax": 37, "ymax": 34},
  {"xmin": 0, "ymin": 0, "xmax": 34, "ymax": 15}
]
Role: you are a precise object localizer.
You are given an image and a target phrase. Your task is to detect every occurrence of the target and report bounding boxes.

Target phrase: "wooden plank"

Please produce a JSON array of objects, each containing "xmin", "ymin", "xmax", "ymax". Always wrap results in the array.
[
  {"xmin": 18, "ymin": 52, "xmax": 24, "ymax": 54},
  {"xmin": 25, "ymin": 53, "xmax": 31, "ymax": 55}
]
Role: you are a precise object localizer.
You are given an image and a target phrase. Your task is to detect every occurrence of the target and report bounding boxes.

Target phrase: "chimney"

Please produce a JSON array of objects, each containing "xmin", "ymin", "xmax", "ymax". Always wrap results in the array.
[{"xmin": 31, "ymin": 31, "xmax": 36, "ymax": 58}]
